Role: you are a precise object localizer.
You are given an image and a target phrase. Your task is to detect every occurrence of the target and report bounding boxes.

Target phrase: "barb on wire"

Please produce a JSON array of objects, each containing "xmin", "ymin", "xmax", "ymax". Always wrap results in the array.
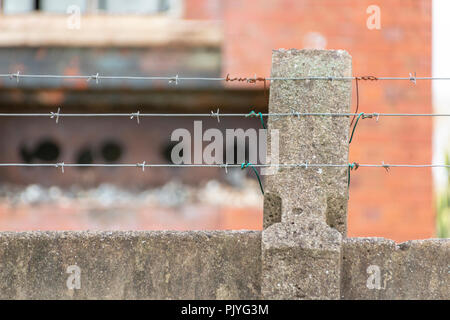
[
  {"xmin": 373, "ymin": 113, "xmax": 380, "ymax": 122},
  {"xmin": 130, "ymin": 111, "xmax": 140, "ymax": 124},
  {"xmin": 87, "ymin": 73, "xmax": 99, "ymax": 84},
  {"xmin": 137, "ymin": 161, "xmax": 146, "ymax": 172},
  {"xmin": 211, "ymin": 108, "xmax": 220, "ymax": 123},
  {"xmin": 10, "ymin": 71, "xmax": 20, "ymax": 83},
  {"xmin": 56, "ymin": 162, "xmax": 65, "ymax": 173},
  {"xmin": 50, "ymin": 107, "xmax": 61, "ymax": 124},
  {"xmin": 291, "ymin": 108, "xmax": 301, "ymax": 120},
  {"xmin": 169, "ymin": 74, "xmax": 179, "ymax": 85},
  {"xmin": 409, "ymin": 72, "xmax": 417, "ymax": 85},
  {"xmin": 222, "ymin": 163, "xmax": 228, "ymax": 174}
]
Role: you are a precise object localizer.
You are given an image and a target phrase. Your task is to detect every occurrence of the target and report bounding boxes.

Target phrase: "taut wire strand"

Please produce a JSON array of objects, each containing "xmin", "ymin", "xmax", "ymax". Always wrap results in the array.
[
  {"xmin": 0, "ymin": 112, "xmax": 449, "ymax": 118},
  {"xmin": 2, "ymin": 73, "xmax": 450, "ymax": 81},
  {"xmin": 0, "ymin": 163, "xmax": 448, "ymax": 168}
]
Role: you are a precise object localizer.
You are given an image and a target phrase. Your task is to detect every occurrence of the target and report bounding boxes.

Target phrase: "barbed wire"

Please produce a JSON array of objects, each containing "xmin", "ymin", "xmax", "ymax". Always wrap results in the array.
[
  {"xmin": 2, "ymin": 72, "xmax": 447, "ymax": 193},
  {"xmin": 2, "ymin": 72, "xmax": 450, "ymax": 83},
  {"xmin": 0, "ymin": 162, "xmax": 448, "ymax": 169},
  {"xmin": 1, "ymin": 161, "xmax": 446, "ymax": 193},
  {"xmin": 0, "ymin": 110, "xmax": 449, "ymax": 123}
]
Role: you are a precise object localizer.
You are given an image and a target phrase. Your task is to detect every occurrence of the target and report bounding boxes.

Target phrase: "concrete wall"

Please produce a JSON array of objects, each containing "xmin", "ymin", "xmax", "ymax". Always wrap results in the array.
[
  {"xmin": 0, "ymin": 231, "xmax": 447, "ymax": 299},
  {"xmin": 342, "ymin": 238, "xmax": 449, "ymax": 299},
  {"xmin": 0, "ymin": 231, "xmax": 261, "ymax": 299}
]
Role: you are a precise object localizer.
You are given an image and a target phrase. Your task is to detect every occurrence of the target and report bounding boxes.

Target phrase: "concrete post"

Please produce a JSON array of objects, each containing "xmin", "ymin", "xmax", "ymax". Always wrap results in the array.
[{"xmin": 262, "ymin": 49, "xmax": 352, "ymax": 299}]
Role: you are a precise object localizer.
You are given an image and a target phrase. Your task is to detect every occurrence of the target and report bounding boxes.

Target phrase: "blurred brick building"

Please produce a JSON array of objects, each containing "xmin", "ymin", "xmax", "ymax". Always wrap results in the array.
[
  {"xmin": 0, "ymin": 0, "xmax": 433, "ymax": 242},
  {"xmin": 187, "ymin": 0, "xmax": 433, "ymax": 241}
]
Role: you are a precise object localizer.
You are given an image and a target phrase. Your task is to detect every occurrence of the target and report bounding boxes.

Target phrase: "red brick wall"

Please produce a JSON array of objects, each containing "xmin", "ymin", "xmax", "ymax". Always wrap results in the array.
[
  {"xmin": 187, "ymin": 0, "xmax": 433, "ymax": 241},
  {"xmin": 0, "ymin": 1, "xmax": 432, "ymax": 241},
  {"xmin": 184, "ymin": 0, "xmax": 223, "ymax": 20}
]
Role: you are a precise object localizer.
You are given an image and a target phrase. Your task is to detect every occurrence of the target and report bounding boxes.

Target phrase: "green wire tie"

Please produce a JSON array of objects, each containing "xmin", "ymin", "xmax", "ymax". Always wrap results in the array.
[
  {"xmin": 241, "ymin": 161, "xmax": 264, "ymax": 195},
  {"xmin": 349, "ymin": 112, "xmax": 364, "ymax": 144},
  {"xmin": 246, "ymin": 110, "xmax": 266, "ymax": 129},
  {"xmin": 347, "ymin": 162, "xmax": 359, "ymax": 187}
]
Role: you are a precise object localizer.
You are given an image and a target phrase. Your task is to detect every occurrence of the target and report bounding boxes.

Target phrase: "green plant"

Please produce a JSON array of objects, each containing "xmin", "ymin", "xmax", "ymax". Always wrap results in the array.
[{"xmin": 436, "ymin": 153, "xmax": 450, "ymax": 238}]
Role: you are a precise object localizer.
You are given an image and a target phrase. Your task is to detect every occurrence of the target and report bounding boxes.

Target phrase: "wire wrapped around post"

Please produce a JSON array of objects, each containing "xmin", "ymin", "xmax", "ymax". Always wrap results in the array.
[{"xmin": 241, "ymin": 161, "xmax": 264, "ymax": 195}]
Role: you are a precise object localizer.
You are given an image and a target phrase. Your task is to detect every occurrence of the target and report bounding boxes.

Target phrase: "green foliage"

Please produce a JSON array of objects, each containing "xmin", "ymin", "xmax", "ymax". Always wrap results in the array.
[{"xmin": 436, "ymin": 153, "xmax": 450, "ymax": 238}]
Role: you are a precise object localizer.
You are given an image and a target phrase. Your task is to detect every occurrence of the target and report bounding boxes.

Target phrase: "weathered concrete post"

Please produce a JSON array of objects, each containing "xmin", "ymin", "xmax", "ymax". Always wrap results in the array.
[{"xmin": 262, "ymin": 49, "xmax": 352, "ymax": 299}]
